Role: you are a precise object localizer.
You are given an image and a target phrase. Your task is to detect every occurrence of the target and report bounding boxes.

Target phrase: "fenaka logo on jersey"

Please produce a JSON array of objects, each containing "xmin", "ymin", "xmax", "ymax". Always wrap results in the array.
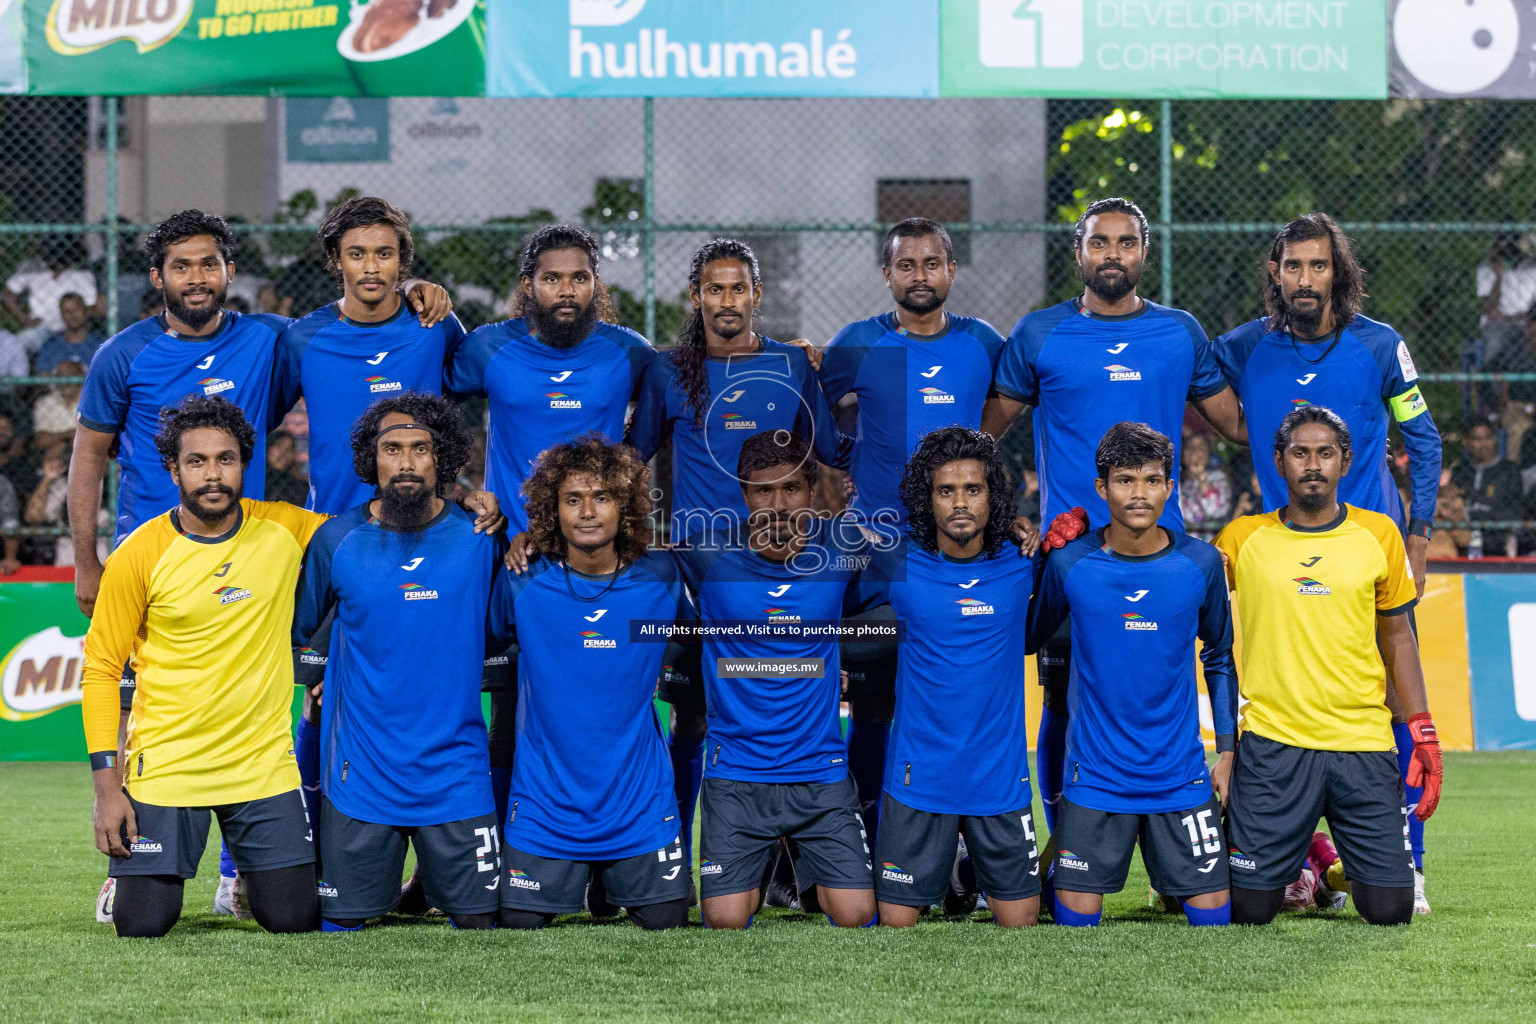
[
  {"xmin": 1121, "ymin": 612, "xmax": 1158, "ymax": 631},
  {"xmin": 399, "ymin": 582, "xmax": 440, "ymax": 601},
  {"xmin": 1228, "ymin": 847, "xmax": 1258, "ymax": 872},
  {"xmin": 1291, "ymin": 398, "xmax": 1312, "ymax": 408},
  {"xmin": 919, "ymin": 386, "xmax": 955, "ymax": 405},
  {"xmin": 700, "ymin": 859, "xmax": 723, "ymax": 876},
  {"xmin": 1293, "ymin": 576, "xmax": 1332, "ymax": 596},
  {"xmin": 0, "ymin": 627, "xmax": 87, "ymax": 723},
  {"xmin": 546, "ymin": 391, "xmax": 582, "ymax": 410},
  {"xmin": 199, "ymin": 376, "xmax": 235, "ymax": 396},
  {"xmin": 880, "ymin": 862, "xmax": 915, "ymax": 885},
  {"xmin": 365, "ymin": 375, "xmax": 403, "ymax": 394},
  {"xmin": 47, "ymin": 0, "xmax": 194, "ymax": 56},
  {"xmin": 721, "ymin": 412, "xmax": 758, "ymax": 430},
  {"xmin": 1104, "ymin": 363, "xmax": 1141, "ymax": 382},
  {"xmin": 317, "ymin": 880, "xmax": 339, "ymax": 898},
  {"xmin": 298, "ymin": 647, "xmax": 326, "ymax": 666},
  {"xmin": 129, "ymin": 834, "xmax": 163, "ymax": 854},
  {"xmin": 957, "ymin": 596, "xmax": 994, "ymax": 616},
  {"xmin": 580, "ymin": 629, "xmax": 617, "ymax": 649},
  {"xmin": 1057, "ymin": 849, "xmax": 1090, "ymax": 872},
  {"xmin": 764, "ymin": 606, "xmax": 801, "ymax": 623},
  {"xmin": 507, "ymin": 868, "xmax": 541, "ymax": 891},
  {"xmin": 214, "ymin": 585, "xmax": 252, "ymax": 605}
]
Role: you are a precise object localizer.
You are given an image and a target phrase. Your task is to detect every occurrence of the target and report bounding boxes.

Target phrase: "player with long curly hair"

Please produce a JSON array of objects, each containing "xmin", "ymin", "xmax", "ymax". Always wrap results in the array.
[{"xmin": 522, "ymin": 431, "xmax": 653, "ymax": 565}]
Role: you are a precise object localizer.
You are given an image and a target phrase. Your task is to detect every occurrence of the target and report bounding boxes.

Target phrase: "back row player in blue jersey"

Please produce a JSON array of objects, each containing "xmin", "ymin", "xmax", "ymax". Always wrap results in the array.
[
  {"xmin": 1213, "ymin": 213, "xmax": 1443, "ymax": 915},
  {"xmin": 978, "ymin": 198, "xmax": 1248, "ymax": 838}
]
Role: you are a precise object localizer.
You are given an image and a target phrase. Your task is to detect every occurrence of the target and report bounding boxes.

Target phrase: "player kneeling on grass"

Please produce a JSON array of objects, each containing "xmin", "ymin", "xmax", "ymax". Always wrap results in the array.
[
  {"xmin": 854, "ymin": 426, "xmax": 1041, "ymax": 927},
  {"xmin": 1215, "ymin": 405, "xmax": 1442, "ymax": 926},
  {"xmin": 1027, "ymin": 422, "xmax": 1238, "ymax": 928},
  {"xmin": 82, "ymin": 396, "xmax": 329, "ymax": 937},
  {"xmin": 490, "ymin": 435, "xmax": 693, "ymax": 931},
  {"xmin": 292, "ymin": 393, "xmax": 506, "ymax": 932}
]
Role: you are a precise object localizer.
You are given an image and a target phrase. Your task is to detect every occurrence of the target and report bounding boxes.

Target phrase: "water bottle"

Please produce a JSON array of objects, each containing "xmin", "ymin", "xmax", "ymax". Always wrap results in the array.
[{"xmin": 1468, "ymin": 529, "xmax": 1484, "ymax": 560}]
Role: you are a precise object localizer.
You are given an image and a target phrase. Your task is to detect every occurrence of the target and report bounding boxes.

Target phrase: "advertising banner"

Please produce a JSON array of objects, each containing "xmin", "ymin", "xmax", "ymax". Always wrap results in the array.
[
  {"xmin": 941, "ymin": 0, "xmax": 1388, "ymax": 99},
  {"xmin": 1464, "ymin": 574, "xmax": 1536, "ymax": 751},
  {"xmin": 0, "ymin": 574, "xmax": 88, "ymax": 760},
  {"xmin": 27, "ymin": 0, "xmax": 487, "ymax": 96},
  {"xmin": 487, "ymin": 0, "xmax": 940, "ymax": 98},
  {"xmin": 1389, "ymin": 0, "xmax": 1536, "ymax": 99},
  {"xmin": 0, "ymin": 0, "xmax": 26, "ymax": 93}
]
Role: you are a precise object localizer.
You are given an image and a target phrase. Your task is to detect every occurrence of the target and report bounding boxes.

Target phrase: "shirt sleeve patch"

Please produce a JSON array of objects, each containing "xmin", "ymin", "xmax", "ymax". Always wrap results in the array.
[
  {"xmin": 1396, "ymin": 339, "xmax": 1419, "ymax": 383},
  {"xmin": 1389, "ymin": 386, "xmax": 1429, "ymax": 423}
]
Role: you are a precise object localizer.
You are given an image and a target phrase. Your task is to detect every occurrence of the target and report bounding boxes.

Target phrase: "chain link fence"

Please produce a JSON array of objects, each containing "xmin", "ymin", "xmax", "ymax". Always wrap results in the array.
[{"xmin": 1, "ymin": 94, "xmax": 1532, "ymax": 561}]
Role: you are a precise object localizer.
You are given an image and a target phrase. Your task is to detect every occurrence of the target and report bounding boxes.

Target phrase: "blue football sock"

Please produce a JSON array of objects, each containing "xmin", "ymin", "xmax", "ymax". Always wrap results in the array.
[
  {"xmin": 218, "ymin": 842, "xmax": 237, "ymax": 878},
  {"xmin": 1393, "ymin": 721, "xmax": 1425, "ymax": 870},
  {"xmin": 847, "ymin": 716, "xmax": 889, "ymax": 844},
  {"xmin": 1183, "ymin": 900, "xmax": 1230, "ymax": 926},
  {"xmin": 491, "ymin": 765, "xmax": 513, "ymax": 834},
  {"xmin": 321, "ymin": 919, "xmax": 364, "ymax": 932},
  {"xmin": 295, "ymin": 714, "xmax": 321, "ymax": 800},
  {"xmin": 1036, "ymin": 708, "xmax": 1068, "ymax": 833},
  {"xmin": 669, "ymin": 731, "xmax": 705, "ymax": 866},
  {"xmin": 1053, "ymin": 895, "xmax": 1100, "ymax": 927}
]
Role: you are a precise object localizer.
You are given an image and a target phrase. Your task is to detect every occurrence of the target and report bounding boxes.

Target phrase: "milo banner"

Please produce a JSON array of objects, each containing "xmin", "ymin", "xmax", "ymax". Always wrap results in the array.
[
  {"xmin": 27, "ymin": 0, "xmax": 487, "ymax": 95},
  {"xmin": 0, "ymin": 0, "xmax": 24, "ymax": 93},
  {"xmin": 0, "ymin": 573, "xmax": 89, "ymax": 760}
]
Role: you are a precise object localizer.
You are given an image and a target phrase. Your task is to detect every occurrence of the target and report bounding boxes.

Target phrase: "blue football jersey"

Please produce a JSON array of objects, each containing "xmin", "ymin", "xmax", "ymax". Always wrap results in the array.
[
  {"xmin": 820, "ymin": 313, "xmax": 1004, "ymax": 535},
  {"xmin": 992, "ymin": 299, "xmax": 1226, "ymax": 531},
  {"xmin": 446, "ymin": 318, "xmax": 654, "ymax": 533},
  {"xmin": 1027, "ymin": 528, "xmax": 1237, "ymax": 814},
  {"xmin": 1214, "ymin": 315, "xmax": 1441, "ymax": 527},
  {"xmin": 292, "ymin": 502, "xmax": 502, "ymax": 827},
  {"xmin": 672, "ymin": 518, "xmax": 877, "ymax": 784},
  {"xmin": 77, "ymin": 311, "xmax": 290, "ymax": 543},
  {"xmin": 487, "ymin": 554, "xmax": 689, "ymax": 861},
  {"xmin": 628, "ymin": 339, "xmax": 849, "ymax": 540},
  {"xmin": 854, "ymin": 542, "xmax": 1035, "ymax": 816},
  {"xmin": 276, "ymin": 302, "xmax": 466, "ymax": 515}
]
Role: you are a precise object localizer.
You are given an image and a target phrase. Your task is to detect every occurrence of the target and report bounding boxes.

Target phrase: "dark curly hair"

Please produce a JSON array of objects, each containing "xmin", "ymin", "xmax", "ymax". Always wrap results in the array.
[
  {"xmin": 1095, "ymin": 421, "xmax": 1174, "ymax": 479},
  {"xmin": 154, "ymin": 394, "xmax": 256, "ymax": 469},
  {"xmin": 523, "ymin": 432, "xmax": 653, "ymax": 564},
  {"xmin": 737, "ymin": 429, "xmax": 817, "ymax": 490},
  {"xmin": 320, "ymin": 196, "xmax": 415, "ymax": 286},
  {"xmin": 1274, "ymin": 404, "xmax": 1352, "ymax": 462},
  {"xmin": 900, "ymin": 426, "xmax": 1016, "ymax": 556},
  {"xmin": 1073, "ymin": 196, "xmax": 1150, "ymax": 253},
  {"xmin": 350, "ymin": 392, "xmax": 472, "ymax": 497},
  {"xmin": 145, "ymin": 210, "xmax": 236, "ymax": 272},
  {"xmin": 670, "ymin": 238, "xmax": 762, "ymax": 430},
  {"xmin": 511, "ymin": 224, "xmax": 619, "ymax": 323},
  {"xmin": 1264, "ymin": 212, "xmax": 1367, "ymax": 333}
]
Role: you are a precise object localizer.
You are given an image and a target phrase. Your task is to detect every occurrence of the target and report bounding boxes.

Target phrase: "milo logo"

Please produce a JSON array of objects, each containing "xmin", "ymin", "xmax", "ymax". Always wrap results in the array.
[
  {"xmin": 0, "ymin": 627, "xmax": 86, "ymax": 723},
  {"xmin": 47, "ymin": 0, "xmax": 195, "ymax": 55}
]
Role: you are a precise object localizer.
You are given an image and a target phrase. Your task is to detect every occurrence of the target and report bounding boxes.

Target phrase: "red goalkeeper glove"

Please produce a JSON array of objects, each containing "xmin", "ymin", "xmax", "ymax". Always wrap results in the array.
[
  {"xmin": 1042, "ymin": 507, "xmax": 1089, "ymax": 552},
  {"xmin": 1405, "ymin": 713, "xmax": 1442, "ymax": 821}
]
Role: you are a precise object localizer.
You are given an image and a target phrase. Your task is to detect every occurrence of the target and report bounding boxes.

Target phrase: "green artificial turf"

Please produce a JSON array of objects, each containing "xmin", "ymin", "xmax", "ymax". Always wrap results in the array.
[{"xmin": 1, "ymin": 754, "xmax": 1532, "ymax": 1023}]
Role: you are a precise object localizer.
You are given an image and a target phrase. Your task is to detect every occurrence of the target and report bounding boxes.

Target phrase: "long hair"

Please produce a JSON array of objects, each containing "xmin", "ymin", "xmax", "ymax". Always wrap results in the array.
[
  {"xmin": 510, "ymin": 224, "xmax": 619, "ymax": 323},
  {"xmin": 349, "ymin": 391, "xmax": 472, "ymax": 497},
  {"xmin": 671, "ymin": 238, "xmax": 762, "ymax": 431},
  {"xmin": 523, "ymin": 432, "xmax": 653, "ymax": 564},
  {"xmin": 1264, "ymin": 212, "xmax": 1367, "ymax": 332},
  {"xmin": 154, "ymin": 394, "xmax": 256, "ymax": 469},
  {"xmin": 320, "ymin": 196, "xmax": 415, "ymax": 286},
  {"xmin": 900, "ymin": 426, "xmax": 1017, "ymax": 557}
]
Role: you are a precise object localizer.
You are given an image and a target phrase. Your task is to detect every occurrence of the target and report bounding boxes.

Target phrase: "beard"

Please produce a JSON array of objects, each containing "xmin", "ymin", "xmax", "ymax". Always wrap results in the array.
[
  {"xmin": 379, "ymin": 475, "xmax": 435, "ymax": 527},
  {"xmin": 1294, "ymin": 478, "xmax": 1332, "ymax": 515},
  {"xmin": 1083, "ymin": 261, "xmax": 1141, "ymax": 303},
  {"xmin": 529, "ymin": 296, "xmax": 598, "ymax": 349},
  {"xmin": 180, "ymin": 482, "xmax": 237, "ymax": 523},
  {"xmin": 895, "ymin": 283, "xmax": 946, "ymax": 316},
  {"xmin": 938, "ymin": 515, "xmax": 983, "ymax": 548},
  {"xmin": 1284, "ymin": 291, "xmax": 1327, "ymax": 336},
  {"xmin": 165, "ymin": 283, "xmax": 229, "ymax": 332}
]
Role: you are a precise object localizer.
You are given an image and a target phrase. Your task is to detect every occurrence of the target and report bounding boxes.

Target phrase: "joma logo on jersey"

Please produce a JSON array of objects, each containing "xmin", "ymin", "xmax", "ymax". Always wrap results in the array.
[
  {"xmin": 721, "ymin": 412, "xmax": 758, "ymax": 430},
  {"xmin": 546, "ymin": 391, "xmax": 582, "ymax": 410},
  {"xmin": 1228, "ymin": 848, "xmax": 1258, "ymax": 871},
  {"xmin": 919, "ymin": 386, "xmax": 955, "ymax": 405},
  {"xmin": 399, "ymin": 583, "xmax": 440, "ymax": 601},
  {"xmin": 199, "ymin": 376, "xmax": 235, "ymax": 396},
  {"xmin": 580, "ymin": 630, "xmax": 617, "ymax": 649},
  {"xmin": 957, "ymin": 597, "xmax": 995, "ymax": 616},
  {"xmin": 1104, "ymin": 364, "xmax": 1142, "ymax": 382},
  {"xmin": 507, "ymin": 869, "xmax": 541, "ymax": 890},
  {"xmin": 365, "ymin": 375, "xmax": 402, "ymax": 393},
  {"xmin": 213, "ymin": 586, "xmax": 251, "ymax": 605},
  {"xmin": 1057, "ymin": 850, "xmax": 1090, "ymax": 872},
  {"xmin": 1293, "ymin": 576, "xmax": 1332, "ymax": 596},
  {"xmin": 129, "ymin": 834, "xmax": 163, "ymax": 854},
  {"xmin": 299, "ymin": 647, "xmax": 326, "ymax": 665},
  {"xmin": 1121, "ymin": 612, "xmax": 1158, "ymax": 631},
  {"xmin": 880, "ymin": 862, "xmax": 915, "ymax": 885}
]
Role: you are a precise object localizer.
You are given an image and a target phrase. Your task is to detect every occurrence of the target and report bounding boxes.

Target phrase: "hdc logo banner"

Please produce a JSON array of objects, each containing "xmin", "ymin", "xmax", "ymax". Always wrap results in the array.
[
  {"xmin": 942, "ymin": 0, "xmax": 1388, "ymax": 98},
  {"xmin": 488, "ymin": 0, "xmax": 940, "ymax": 97}
]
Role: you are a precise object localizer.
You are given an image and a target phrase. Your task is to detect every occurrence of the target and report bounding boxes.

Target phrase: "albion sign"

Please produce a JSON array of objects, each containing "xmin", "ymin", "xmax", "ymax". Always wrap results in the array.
[{"xmin": 47, "ymin": 0, "xmax": 194, "ymax": 54}]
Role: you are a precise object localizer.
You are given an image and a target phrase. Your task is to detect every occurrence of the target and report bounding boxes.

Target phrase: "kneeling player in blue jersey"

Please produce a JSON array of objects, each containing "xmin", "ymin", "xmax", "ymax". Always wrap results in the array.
[
  {"xmin": 855, "ymin": 427, "xmax": 1041, "ymax": 927},
  {"xmin": 293, "ymin": 393, "xmax": 504, "ymax": 931},
  {"xmin": 490, "ymin": 435, "xmax": 692, "ymax": 931},
  {"xmin": 1028, "ymin": 423, "xmax": 1238, "ymax": 927},
  {"xmin": 673, "ymin": 430, "xmax": 878, "ymax": 930}
]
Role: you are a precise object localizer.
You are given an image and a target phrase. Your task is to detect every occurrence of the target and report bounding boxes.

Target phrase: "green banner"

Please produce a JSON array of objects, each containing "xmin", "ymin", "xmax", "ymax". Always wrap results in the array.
[
  {"xmin": 941, "ymin": 0, "xmax": 1388, "ymax": 99},
  {"xmin": 0, "ymin": 581, "xmax": 88, "ymax": 760},
  {"xmin": 0, "ymin": 0, "xmax": 25, "ymax": 93},
  {"xmin": 27, "ymin": 0, "xmax": 487, "ymax": 96}
]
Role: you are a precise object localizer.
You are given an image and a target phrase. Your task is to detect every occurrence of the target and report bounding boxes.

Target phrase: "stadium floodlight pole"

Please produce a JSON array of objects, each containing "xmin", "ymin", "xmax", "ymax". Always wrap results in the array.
[
  {"xmin": 105, "ymin": 95, "xmax": 119, "ymax": 336},
  {"xmin": 643, "ymin": 96, "xmax": 656, "ymax": 343},
  {"xmin": 1159, "ymin": 99, "xmax": 1173, "ymax": 307}
]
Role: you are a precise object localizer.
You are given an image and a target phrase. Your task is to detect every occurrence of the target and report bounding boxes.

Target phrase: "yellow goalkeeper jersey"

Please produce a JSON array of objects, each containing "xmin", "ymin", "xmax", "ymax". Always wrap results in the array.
[
  {"xmin": 82, "ymin": 499, "xmax": 327, "ymax": 806},
  {"xmin": 1215, "ymin": 504, "xmax": 1417, "ymax": 752}
]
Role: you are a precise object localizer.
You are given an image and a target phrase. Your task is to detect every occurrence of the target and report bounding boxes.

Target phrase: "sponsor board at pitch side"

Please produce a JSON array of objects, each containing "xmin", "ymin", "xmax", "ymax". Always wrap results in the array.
[
  {"xmin": 488, "ymin": 0, "xmax": 939, "ymax": 97},
  {"xmin": 941, "ymin": 0, "xmax": 1388, "ymax": 99}
]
